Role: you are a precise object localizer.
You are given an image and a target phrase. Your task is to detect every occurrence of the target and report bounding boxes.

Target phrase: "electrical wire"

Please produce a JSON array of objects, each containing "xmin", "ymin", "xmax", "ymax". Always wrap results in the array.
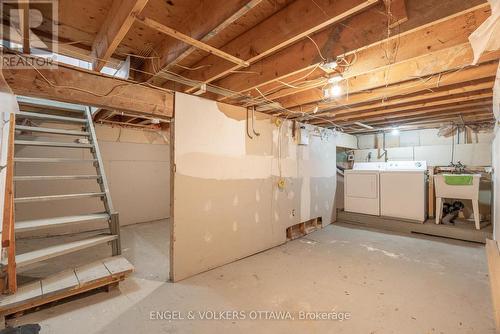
[{"xmin": 306, "ymin": 35, "xmax": 326, "ymax": 61}]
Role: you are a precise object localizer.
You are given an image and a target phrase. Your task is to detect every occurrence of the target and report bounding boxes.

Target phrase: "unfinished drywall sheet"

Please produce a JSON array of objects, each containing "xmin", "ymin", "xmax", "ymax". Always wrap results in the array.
[
  {"xmin": 494, "ymin": 128, "xmax": 500, "ymax": 242},
  {"xmin": 14, "ymin": 124, "xmax": 170, "ymax": 237},
  {"xmin": 172, "ymin": 93, "xmax": 337, "ymax": 281}
]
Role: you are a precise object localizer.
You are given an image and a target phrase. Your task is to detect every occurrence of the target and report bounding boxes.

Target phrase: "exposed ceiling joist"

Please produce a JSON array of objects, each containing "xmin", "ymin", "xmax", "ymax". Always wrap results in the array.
[
  {"xmin": 264, "ymin": 5, "xmax": 491, "ymax": 104},
  {"xmin": 286, "ymin": 62, "xmax": 499, "ymax": 115},
  {"xmin": 310, "ymin": 95, "xmax": 493, "ymax": 125},
  {"xmin": 309, "ymin": 79, "xmax": 495, "ymax": 119},
  {"xmin": 144, "ymin": 0, "xmax": 264, "ymax": 85},
  {"xmin": 216, "ymin": 2, "xmax": 491, "ymax": 101},
  {"xmin": 180, "ymin": 0, "xmax": 378, "ymax": 93},
  {"xmin": 135, "ymin": 16, "xmax": 250, "ymax": 68},
  {"xmin": 91, "ymin": 0, "xmax": 149, "ymax": 71},
  {"xmin": 342, "ymin": 108, "xmax": 492, "ymax": 127},
  {"xmin": 2, "ymin": 60, "xmax": 173, "ymax": 118}
]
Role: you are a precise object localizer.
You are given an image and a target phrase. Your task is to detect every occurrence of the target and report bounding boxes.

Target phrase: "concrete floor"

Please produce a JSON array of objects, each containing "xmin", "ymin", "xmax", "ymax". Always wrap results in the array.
[{"xmin": 9, "ymin": 220, "xmax": 496, "ymax": 333}]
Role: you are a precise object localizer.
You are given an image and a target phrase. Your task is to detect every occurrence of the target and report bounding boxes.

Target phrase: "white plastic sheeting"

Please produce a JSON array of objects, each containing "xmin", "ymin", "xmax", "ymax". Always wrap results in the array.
[{"xmin": 469, "ymin": 0, "xmax": 500, "ymax": 65}]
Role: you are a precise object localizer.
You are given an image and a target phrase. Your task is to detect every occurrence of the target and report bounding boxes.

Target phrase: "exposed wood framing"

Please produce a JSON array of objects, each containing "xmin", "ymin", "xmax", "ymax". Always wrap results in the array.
[
  {"xmin": 340, "ymin": 105, "xmax": 493, "ymax": 127},
  {"xmin": 91, "ymin": 0, "xmax": 150, "ymax": 71},
  {"xmin": 2, "ymin": 60, "xmax": 173, "ymax": 118},
  {"xmin": 286, "ymin": 62, "xmax": 499, "ymax": 115},
  {"xmin": 135, "ymin": 16, "xmax": 250, "ymax": 68},
  {"xmin": 216, "ymin": 3, "xmax": 491, "ymax": 102},
  {"xmin": 20, "ymin": 1, "xmax": 30, "ymax": 54},
  {"xmin": 182, "ymin": 0, "xmax": 378, "ymax": 93},
  {"xmin": 145, "ymin": 0, "xmax": 264, "ymax": 84},
  {"xmin": 314, "ymin": 92, "xmax": 493, "ymax": 124},
  {"xmin": 307, "ymin": 78, "xmax": 495, "ymax": 120},
  {"xmin": 270, "ymin": 6, "xmax": 495, "ymax": 109}
]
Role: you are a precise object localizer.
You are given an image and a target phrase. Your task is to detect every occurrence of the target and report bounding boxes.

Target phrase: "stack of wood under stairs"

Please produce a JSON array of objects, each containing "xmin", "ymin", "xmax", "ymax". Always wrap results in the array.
[{"xmin": 0, "ymin": 103, "xmax": 133, "ymax": 323}]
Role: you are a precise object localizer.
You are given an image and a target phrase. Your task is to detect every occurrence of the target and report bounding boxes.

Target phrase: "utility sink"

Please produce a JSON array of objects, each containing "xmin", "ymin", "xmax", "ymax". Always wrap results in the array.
[
  {"xmin": 434, "ymin": 174, "xmax": 481, "ymax": 200},
  {"xmin": 434, "ymin": 174, "xmax": 481, "ymax": 229}
]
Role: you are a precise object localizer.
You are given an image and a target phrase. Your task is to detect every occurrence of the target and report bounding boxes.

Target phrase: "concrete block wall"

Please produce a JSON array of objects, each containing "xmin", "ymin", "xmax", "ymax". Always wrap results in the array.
[{"xmin": 354, "ymin": 129, "xmax": 494, "ymax": 166}]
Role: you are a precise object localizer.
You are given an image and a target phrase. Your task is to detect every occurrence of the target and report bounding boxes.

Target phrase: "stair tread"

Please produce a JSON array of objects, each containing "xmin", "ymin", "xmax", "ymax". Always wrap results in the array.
[
  {"xmin": 17, "ymin": 111, "xmax": 86, "ymax": 123},
  {"xmin": 15, "ymin": 140, "xmax": 93, "ymax": 148},
  {"xmin": 16, "ymin": 213, "xmax": 110, "ymax": 232},
  {"xmin": 16, "ymin": 125, "xmax": 89, "ymax": 136},
  {"xmin": 14, "ymin": 158, "xmax": 97, "ymax": 163},
  {"xmin": 15, "ymin": 192, "xmax": 106, "ymax": 203},
  {"xmin": 2, "ymin": 235, "xmax": 118, "ymax": 267},
  {"xmin": 14, "ymin": 175, "xmax": 100, "ymax": 181}
]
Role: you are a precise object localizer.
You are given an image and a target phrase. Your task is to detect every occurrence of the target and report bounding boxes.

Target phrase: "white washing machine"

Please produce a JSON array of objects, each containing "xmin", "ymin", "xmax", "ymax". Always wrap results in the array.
[
  {"xmin": 344, "ymin": 162, "xmax": 383, "ymax": 216},
  {"xmin": 380, "ymin": 161, "xmax": 428, "ymax": 222}
]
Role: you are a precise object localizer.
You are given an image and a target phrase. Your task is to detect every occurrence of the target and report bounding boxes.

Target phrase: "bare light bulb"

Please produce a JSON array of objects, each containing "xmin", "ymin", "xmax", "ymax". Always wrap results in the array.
[
  {"xmin": 330, "ymin": 84, "xmax": 342, "ymax": 97},
  {"xmin": 391, "ymin": 128, "xmax": 400, "ymax": 136}
]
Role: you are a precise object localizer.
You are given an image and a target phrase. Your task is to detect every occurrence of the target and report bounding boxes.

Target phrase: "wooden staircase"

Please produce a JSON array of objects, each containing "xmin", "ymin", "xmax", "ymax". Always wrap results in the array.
[{"xmin": 0, "ymin": 101, "xmax": 122, "ymax": 295}]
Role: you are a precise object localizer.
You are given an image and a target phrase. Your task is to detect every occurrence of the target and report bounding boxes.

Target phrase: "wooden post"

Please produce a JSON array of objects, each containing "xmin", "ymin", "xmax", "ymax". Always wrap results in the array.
[
  {"xmin": 20, "ymin": 1, "xmax": 30, "ymax": 54},
  {"xmin": 428, "ymin": 167, "xmax": 435, "ymax": 219},
  {"xmin": 1, "ymin": 113, "xmax": 17, "ymax": 294}
]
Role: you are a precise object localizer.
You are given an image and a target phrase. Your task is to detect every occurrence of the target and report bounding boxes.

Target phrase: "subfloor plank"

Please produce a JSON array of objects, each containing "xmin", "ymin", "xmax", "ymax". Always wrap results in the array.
[
  {"xmin": 0, "ymin": 256, "xmax": 134, "ymax": 316},
  {"xmin": 75, "ymin": 262, "xmax": 112, "ymax": 285},
  {"xmin": 103, "ymin": 257, "xmax": 134, "ymax": 275},
  {"xmin": 41, "ymin": 269, "xmax": 79, "ymax": 297},
  {"xmin": 0, "ymin": 281, "xmax": 42, "ymax": 311}
]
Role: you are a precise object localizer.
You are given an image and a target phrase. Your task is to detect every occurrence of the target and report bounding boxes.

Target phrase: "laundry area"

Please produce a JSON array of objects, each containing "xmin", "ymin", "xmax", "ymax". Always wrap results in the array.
[{"xmin": 0, "ymin": 0, "xmax": 500, "ymax": 333}]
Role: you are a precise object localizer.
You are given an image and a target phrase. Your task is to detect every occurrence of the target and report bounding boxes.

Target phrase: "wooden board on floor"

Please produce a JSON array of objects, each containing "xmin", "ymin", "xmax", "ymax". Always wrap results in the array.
[
  {"xmin": 485, "ymin": 239, "xmax": 500, "ymax": 331},
  {"xmin": 336, "ymin": 211, "xmax": 493, "ymax": 243},
  {"xmin": 0, "ymin": 256, "xmax": 133, "ymax": 317}
]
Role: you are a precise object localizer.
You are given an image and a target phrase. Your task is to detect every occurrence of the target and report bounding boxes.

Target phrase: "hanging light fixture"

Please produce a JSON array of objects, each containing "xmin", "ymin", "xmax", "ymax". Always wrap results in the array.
[
  {"xmin": 323, "ymin": 83, "xmax": 342, "ymax": 99},
  {"xmin": 323, "ymin": 74, "xmax": 343, "ymax": 99}
]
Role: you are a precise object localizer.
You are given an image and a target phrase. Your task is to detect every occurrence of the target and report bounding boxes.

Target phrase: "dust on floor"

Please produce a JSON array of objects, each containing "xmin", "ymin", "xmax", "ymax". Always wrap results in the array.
[{"xmin": 8, "ymin": 221, "xmax": 496, "ymax": 334}]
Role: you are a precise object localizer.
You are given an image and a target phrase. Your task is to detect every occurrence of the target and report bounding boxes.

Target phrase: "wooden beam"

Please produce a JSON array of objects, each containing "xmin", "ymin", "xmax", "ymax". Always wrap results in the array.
[
  {"xmin": 310, "ymin": 95, "xmax": 493, "ymax": 125},
  {"xmin": 287, "ymin": 62, "xmax": 499, "ymax": 114},
  {"xmin": 347, "ymin": 113, "xmax": 494, "ymax": 131},
  {"xmin": 2, "ymin": 60, "xmax": 173, "ymax": 118},
  {"xmin": 345, "ymin": 115, "xmax": 495, "ymax": 133},
  {"xmin": 91, "ymin": 0, "xmax": 149, "ymax": 71},
  {"xmin": 178, "ymin": 0, "xmax": 378, "ymax": 93},
  {"xmin": 311, "ymin": 79, "xmax": 494, "ymax": 118},
  {"xmin": 1, "ymin": 114, "xmax": 17, "ymax": 294},
  {"xmin": 212, "ymin": 2, "xmax": 491, "ymax": 99},
  {"xmin": 278, "ymin": 46, "xmax": 500, "ymax": 111},
  {"xmin": 266, "ymin": 3, "xmax": 492, "ymax": 103},
  {"xmin": 145, "ymin": 0, "xmax": 264, "ymax": 84},
  {"xmin": 19, "ymin": 1, "xmax": 30, "ymax": 54},
  {"xmin": 341, "ymin": 103, "xmax": 493, "ymax": 125},
  {"xmin": 348, "ymin": 108, "xmax": 493, "ymax": 126},
  {"xmin": 135, "ymin": 16, "xmax": 250, "ymax": 68}
]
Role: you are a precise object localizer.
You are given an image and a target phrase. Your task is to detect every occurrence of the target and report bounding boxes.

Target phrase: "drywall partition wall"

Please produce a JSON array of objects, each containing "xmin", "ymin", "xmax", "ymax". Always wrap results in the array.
[
  {"xmin": 172, "ymin": 93, "xmax": 337, "ymax": 281},
  {"xmin": 15, "ymin": 124, "xmax": 170, "ymax": 237},
  {"xmin": 494, "ymin": 127, "xmax": 500, "ymax": 242}
]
